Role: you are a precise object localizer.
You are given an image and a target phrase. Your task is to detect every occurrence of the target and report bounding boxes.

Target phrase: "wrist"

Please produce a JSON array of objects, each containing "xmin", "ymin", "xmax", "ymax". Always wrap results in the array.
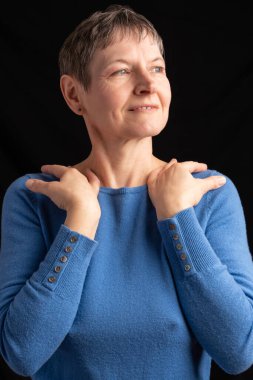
[
  {"xmin": 66, "ymin": 203, "xmax": 101, "ymax": 220},
  {"xmin": 64, "ymin": 209, "xmax": 100, "ymax": 239},
  {"xmin": 156, "ymin": 205, "xmax": 192, "ymax": 221}
]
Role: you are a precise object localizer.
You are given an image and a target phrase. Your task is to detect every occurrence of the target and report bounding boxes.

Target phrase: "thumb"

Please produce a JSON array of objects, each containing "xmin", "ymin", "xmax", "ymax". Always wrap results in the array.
[{"xmin": 200, "ymin": 175, "xmax": 226, "ymax": 194}]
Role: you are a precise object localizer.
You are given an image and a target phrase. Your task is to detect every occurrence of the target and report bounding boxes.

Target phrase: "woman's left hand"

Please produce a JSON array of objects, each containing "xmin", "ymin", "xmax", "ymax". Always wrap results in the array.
[{"xmin": 147, "ymin": 159, "xmax": 226, "ymax": 220}]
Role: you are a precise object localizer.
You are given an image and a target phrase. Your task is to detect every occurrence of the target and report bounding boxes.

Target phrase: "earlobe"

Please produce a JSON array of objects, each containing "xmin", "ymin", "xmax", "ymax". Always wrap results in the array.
[{"xmin": 60, "ymin": 75, "xmax": 84, "ymax": 115}]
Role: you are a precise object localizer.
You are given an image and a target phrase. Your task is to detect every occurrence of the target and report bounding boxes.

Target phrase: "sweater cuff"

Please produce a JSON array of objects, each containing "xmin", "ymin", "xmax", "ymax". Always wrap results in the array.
[
  {"xmin": 31, "ymin": 224, "xmax": 98, "ymax": 294},
  {"xmin": 157, "ymin": 207, "xmax": 221, "ymax": 278}
]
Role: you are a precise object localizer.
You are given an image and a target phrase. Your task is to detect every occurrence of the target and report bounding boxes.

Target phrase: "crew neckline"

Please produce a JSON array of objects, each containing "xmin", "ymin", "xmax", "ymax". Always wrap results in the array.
[{"xmin": 99, "ymin": 183, "xmax": 148, "ymax": 194}]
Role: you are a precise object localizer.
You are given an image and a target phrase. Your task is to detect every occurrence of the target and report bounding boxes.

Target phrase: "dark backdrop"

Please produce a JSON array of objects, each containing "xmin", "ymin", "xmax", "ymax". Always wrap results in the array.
[{"xmin": 0, "ymin": 1, "xmax": 253, "ymax": 379}]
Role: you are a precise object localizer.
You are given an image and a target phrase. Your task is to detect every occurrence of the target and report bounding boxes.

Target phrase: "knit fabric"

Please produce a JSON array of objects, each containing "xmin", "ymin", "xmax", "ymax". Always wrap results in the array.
[{"xmin": 0, "ymin": 169, "xmax": 253, "ymax": 380}]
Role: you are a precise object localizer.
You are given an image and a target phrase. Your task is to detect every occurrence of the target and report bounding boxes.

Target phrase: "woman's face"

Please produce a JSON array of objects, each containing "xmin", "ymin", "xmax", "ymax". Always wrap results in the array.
[{"xmin": 80, "ymin": 31, "xmax": 171, "ymax": 141}]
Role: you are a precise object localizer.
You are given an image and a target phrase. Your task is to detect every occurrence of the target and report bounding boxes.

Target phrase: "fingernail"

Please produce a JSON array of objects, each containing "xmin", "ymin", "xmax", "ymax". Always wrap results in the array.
[
  {"xmin": 218, "ymin": 176, "xmax": 226, "ymax": 185},
  {"xmin": 26, "ymin": 179, "xmax": 34, "ymax": 187}
]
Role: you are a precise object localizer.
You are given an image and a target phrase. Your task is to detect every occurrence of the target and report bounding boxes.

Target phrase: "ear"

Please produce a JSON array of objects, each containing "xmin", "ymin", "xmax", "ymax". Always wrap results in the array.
[{"xmin": 60, "ymin": 75, "xmax": 84, "ymax": 115}]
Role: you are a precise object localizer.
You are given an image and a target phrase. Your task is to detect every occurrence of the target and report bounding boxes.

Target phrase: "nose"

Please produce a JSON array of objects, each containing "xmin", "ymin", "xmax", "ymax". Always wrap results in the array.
[{"xmin": 133, "ymin": 71, "xmax": 156, "ymax": 95}]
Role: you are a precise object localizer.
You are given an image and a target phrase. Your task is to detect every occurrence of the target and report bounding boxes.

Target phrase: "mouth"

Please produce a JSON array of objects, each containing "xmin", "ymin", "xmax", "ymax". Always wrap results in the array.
[{"xmin": 129, "ymin": 105, "xmax": 158, "ymax": 111}]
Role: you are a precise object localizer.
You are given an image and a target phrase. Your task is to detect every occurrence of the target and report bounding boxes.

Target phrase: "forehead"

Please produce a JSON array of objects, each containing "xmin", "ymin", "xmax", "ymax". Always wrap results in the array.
[{"xmin": 92, "ymin": 32, "xmax": 162, "ymax": 67}]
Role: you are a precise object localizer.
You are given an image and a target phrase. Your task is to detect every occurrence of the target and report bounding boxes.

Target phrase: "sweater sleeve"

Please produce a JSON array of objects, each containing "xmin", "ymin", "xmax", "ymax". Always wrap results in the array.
[
  {"xmin": 156, "ymin": 171, "xmax": 253, "ymax": 375},
  {"xmin": 0, "ymin": 175, "xmax": 99, "ymax": 376}
]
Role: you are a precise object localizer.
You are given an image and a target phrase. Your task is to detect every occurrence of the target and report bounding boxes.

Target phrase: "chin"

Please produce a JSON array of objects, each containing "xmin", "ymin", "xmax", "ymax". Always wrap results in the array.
[{"xmin": 141, "ymin": 123, "xmax": 167, "ymax": 136}]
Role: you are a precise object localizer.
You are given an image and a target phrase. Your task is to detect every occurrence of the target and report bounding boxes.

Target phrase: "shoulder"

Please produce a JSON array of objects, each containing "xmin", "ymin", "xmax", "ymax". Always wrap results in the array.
[
  {"xmin": 193, "ymin": 168, "xmax": 243, "ymax": 213},
  {"xmin": 192, "ymin": 168, "xmax": 237, "ymax": 191},
  {"xmin": 3, "ymin": 173, "xmax": 57, "ymax": 204}
]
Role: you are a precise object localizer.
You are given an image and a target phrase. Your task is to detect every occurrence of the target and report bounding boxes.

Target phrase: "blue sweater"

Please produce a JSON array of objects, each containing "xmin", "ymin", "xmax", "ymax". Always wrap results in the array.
[{"xmin": 0, "ymin": 169, "xmax": 253, "ymax": 380}]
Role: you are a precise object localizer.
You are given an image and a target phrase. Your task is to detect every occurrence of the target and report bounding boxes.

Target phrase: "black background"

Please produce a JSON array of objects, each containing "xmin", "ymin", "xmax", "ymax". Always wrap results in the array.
[{"xmin": 0, "ymin": 1, "xmax": 253, "ymax": 379}]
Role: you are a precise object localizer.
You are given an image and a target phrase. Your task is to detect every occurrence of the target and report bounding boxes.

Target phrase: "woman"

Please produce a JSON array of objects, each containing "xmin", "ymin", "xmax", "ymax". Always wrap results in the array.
[{"xmin": 0, "ymin": 4, "xmax": 252, "ymax": 380}]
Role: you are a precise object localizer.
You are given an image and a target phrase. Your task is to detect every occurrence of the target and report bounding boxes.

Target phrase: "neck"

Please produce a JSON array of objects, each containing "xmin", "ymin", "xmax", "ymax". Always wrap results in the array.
[{"xmin": 73, "ymin": 151, "xmax": 167, "ymax": 189}]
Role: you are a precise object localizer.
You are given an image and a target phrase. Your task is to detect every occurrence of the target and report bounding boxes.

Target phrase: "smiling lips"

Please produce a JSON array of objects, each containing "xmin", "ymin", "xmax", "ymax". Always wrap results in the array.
[{"xmin": 129, "ymin": 105, "xmax": 158, "ymax": 111}]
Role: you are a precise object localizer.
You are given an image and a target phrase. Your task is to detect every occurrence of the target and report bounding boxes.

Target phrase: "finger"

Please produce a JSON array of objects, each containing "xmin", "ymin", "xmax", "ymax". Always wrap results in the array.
[
  {"xmin": 147, "ymin": 165, "xmax": 165, "ymax": 184},
  {"xmin": 25, "ymin": 179, "xmax": 52, "ymax": 196},
  {"xmin": 84, "ymin": 168, "xmax": 101, "ymax": 188},
  {"xmin": 200, "ymin": 175, "xmax": 226, "ymax": 193},
  {"xmin": 180, "ymin": 161, "xmax": 208, "ymax": 173},
  {"xmin": 41, "ymin": 164, "xmax": 69, "ymax": 178},
  {"xmin": 147, "ymin": 158, "xmax": 177, "ymax": 183},
  {"xmin": 161, "ymin": 158, "xmax": 178, "ymax": 171},
  {"xmin": 166, "ymin": 158, "xmax": 177, "ymax": 165}
]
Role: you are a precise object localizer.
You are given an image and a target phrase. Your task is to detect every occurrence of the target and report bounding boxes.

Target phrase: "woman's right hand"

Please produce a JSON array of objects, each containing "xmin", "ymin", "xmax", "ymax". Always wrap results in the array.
[{"xmin": 25, "ymin": 164, "xmax": 102, "ymax": 222}]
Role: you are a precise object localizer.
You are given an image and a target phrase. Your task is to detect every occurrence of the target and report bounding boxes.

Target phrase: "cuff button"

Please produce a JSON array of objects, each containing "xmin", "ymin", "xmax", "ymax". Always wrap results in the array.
[
  {"xmin": 70, "ymin": 236, "xmax": 78, "ymax": 243},
  {"xmin": 180, "ymin": 253, "xmax": 187, "ymax": 261},
  {"xmin": 48, "ymin": 276, "xmax": 57, "ymax": 283}
]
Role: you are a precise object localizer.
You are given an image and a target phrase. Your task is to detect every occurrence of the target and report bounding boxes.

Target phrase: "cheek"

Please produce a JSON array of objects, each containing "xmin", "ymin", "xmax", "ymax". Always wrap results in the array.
[
  {"xmin": 97, "ymin": 85, "xmax": 125, "ymax": 110},
  {"xmin": 103, "ymin": 92, "xmax": 127, "ymax": 115},
  {"xmin": 162, "ymin": 81, "xmax": 172, "ymax": 107},
  {"xmin": 86, "ymin": 93, "xmax": 125, "ymax": 125},
  {"xmin": 101, "ymin": 79, "xmax": 130, "ymax": 103}
]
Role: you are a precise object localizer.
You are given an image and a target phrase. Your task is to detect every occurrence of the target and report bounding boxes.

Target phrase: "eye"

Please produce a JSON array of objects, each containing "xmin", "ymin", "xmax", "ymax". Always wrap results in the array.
[
  {"xmin": 151, "ymin": 66, "xmax": 166, "ymax": 74},
  {"xmin": 112, "ymin": 68, "xmax": 130, "ymax": 76}
]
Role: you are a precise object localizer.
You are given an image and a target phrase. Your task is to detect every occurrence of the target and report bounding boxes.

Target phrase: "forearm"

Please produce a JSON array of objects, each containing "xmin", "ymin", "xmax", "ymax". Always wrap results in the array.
[
  {"xmin": 178, "ymin": 265, "xmax": 253, "ymax": 374},
  {"xmin": 0, "ymin": 224, "xmax": 98, "ymax": 376},
  {"xmin": 157, "ymin": 207, "xmax": 253, "ymax": 374}
]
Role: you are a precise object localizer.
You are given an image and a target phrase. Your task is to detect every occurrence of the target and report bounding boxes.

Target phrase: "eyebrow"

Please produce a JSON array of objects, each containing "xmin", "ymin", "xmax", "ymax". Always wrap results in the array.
[{"xmin": 106, "ymin": 57, "xmax": 164, "ymax": 67}]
